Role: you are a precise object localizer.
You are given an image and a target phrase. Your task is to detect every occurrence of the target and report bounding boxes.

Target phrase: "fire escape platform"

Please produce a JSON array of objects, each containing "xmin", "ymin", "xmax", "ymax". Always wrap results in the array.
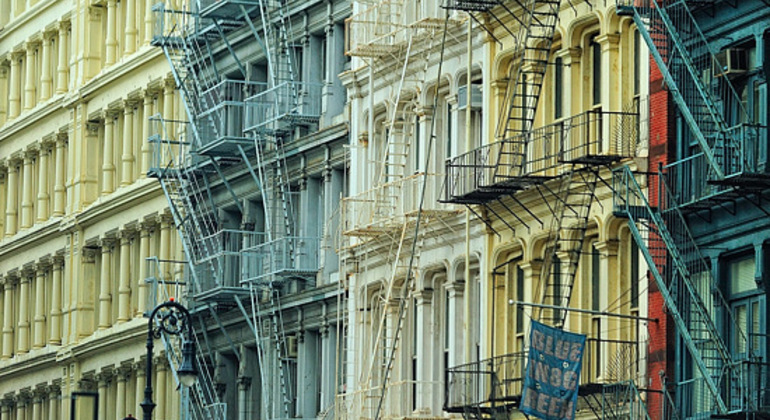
[{"xmin": 199, "ymin": 0, "xmax": 260, "ymax": 20}]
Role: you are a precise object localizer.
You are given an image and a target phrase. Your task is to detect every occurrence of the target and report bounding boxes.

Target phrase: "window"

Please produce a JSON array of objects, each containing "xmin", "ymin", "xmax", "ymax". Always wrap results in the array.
[
  {"xmin": 414, "ymin": 115, "xmax": 421, "ymax": 173},
  {"xmin": 446, "ymin": 102, "xmax": 453, "ymax": 158},
  {"xmin": 730, "ymin": 256, "xmax": 756, "ymax": 297},
  {"xmin": 591, "ymin": 35, "xmax": 601, "ymax": 106},
  {"xmin": 634, "ymin": 30, "xmax": 641, "ymax": 97},
  {"xmin": 554, "ymin": 56, "xmax": 563, "ymax": 119},
  {"xmin": 630, "ymin": 240, "xmax": 640, "ymax": 310},
  {"xmin": 515, "ymin": 265, "xmax": 525, "ymax": 335},
  {"xmin": 591, "ymin": 243, "xmax": 601, "ymax": 311}
]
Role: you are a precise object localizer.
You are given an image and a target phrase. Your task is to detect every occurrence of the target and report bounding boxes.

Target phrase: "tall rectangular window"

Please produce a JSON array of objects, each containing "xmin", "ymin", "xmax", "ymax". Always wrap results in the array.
[
  {"xmin": 446, "ymin": 103, "xmax": 453, "ymax": 158},
  {"xmin": 515, "ymin": 265, "xmax": 525, "ymax": 335},
  {"xmin": 631, "ymin": 240, "xmax": 640, "ymax": 309},
  {"xmin": 634, "ymin": 30, "xmax": 641, "ymax": 97},
  {"xmin": 592, "ymin": 243, "xmax": 601, "ymax": 311},
  {"xmin": 414, "ymin": 115, "xmax": 421, "ymax": 172},
  {"xmin": 591, "ymin": 36, "xmax": 601, "ymax": 106},
  {"xmin": 554, "ymin": 56, "xmax": 563, "ymax": 119}
]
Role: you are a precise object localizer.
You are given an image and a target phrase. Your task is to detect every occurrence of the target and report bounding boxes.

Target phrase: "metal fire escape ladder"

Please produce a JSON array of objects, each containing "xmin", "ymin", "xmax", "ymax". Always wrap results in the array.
[
  {"xmin": 618, "ymin": 0, "xmax": 753, "ymax": 181},
  {"xmin": 613, "ymin": 166, "xmax": 749, "ymax": 415},
  {"xmin": 493, "ymin": 0, "xmax": 560, "ymax": 180},
  {"xmin": 535, "ymin": 167, "xmax": 599, "ymax": 327}
]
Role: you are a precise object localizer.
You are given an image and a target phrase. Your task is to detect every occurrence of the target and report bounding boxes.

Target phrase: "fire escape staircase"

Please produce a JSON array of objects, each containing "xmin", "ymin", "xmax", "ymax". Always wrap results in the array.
[
  {"xmin": 616, "ymin": 0, "xmax": 764, "ymax": 193},
  {"xmin": 150, "ymin": 1, "xmax": 308, "ymax": 419},
  {"xmin": 613, "ymin": 166, "xmax": 750, "ymax": 416}
]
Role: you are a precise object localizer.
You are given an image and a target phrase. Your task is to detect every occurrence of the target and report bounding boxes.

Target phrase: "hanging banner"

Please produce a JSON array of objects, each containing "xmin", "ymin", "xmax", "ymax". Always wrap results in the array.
[{"xmin": 520, "ymin": 320, "xmax": 586, "ymax": 420}]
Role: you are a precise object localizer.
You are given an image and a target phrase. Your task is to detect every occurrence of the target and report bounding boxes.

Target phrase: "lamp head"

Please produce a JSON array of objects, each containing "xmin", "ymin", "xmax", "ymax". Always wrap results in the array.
[{"xmin": 178, "ymin": 340, "xmax": 198, "ymax": 387}]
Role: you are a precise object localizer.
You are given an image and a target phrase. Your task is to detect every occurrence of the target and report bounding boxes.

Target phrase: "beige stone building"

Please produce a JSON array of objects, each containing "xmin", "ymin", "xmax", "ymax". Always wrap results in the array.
[{"xmin": 0, "ymin": 1, "xmax": 183, "ymax": 418}]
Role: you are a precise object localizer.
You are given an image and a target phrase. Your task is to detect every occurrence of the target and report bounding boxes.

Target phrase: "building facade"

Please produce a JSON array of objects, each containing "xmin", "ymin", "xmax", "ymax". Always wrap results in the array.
[
  {"xmin": 617, "ymin": 1, "xmax": 770, "ymax": 418},
  {"xmin": 0, "ymin": 0, "xmax": 184, "ymax": 419},
  {"xmin": 147, "ymin": 0, "xmax": 351, "ymax": 419},
  {"xmin": 341, "ymin": 1, "xmax": 651, "ymax": 419}
]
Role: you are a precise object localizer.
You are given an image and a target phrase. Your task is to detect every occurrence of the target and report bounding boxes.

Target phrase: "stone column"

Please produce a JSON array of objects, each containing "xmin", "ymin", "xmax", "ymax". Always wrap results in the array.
[
  {"xmin": 140, "ymin": 91, "xmax": 153, "ymax": 178},
  {"xmin": 163, "ymin": 80, "xmax": 175, "ymax": 139},
  {"xmin": 47, "ymin": 385, "xmax": 60, "ymax": 420},
  {"xmin": 297, "ymin": 331, "xmax": 319, "ymax": 419},
  {"xmin": 319, "ymin": 325, "xmax": 336, "ymax": 410},
  {"xmin": 121, "ymin": 104, "xmax": 135, "ymax": 186},
  {"xmin": 117, "ymin": 231, "xmax": 133, "ymax": 322},
  {"xmin": 134, "ymin": 360, "xmax": 146, "ymax": 413},
  {"xmin": 15, "ymin": 393, "xmax": 28, "ymax": 420},
  {"xmin": 98, "ymin": 238, "xmax": 113, "ymax": 329},
  {"xmin": 446, "ymin": 282, "xmax": 464, "ymax": 368},
  {"xmin": 52, "ymin": 136, "xmax": 66, "ymax": 216},
  {"xmin": 23, "ymin": 44, "xmax": 37, "ymax": 111},
  {"xmin": 17, "ymin": 271, "xmax": 32, "ymax": 354},
  {"xmin": 144, "ymin": 0, "xmax": 154, "ymax": 45},
  {"xmin": 159, "ymin": 214, "xmax": 172, "ymax": 281},
  {"xmin": 20, "ymin": 151, "xmax": 34, "ymax": 229},
  {"xmin": 237, "ymin": 377, "xmax": 251, "ymax": 420},
  {"xmin": 40, "ymin": 35, "xmax": 53, "ymax": 101},
  {"xmin": 30, "ymin": 389, "xmax": 42, "ymax": 420},
  {"xmin": 155, "ymin": 356, "xmax": 167, "ymax": 416},
  {"xmin": 36, "ymin": 145, "xmax": 50, "ymax": 223},
  {"xmin": 49, "ymin": 256, "xmax": 63, "ymax": 345},
  {"xmin": 8, "ymin": 52, "xmax": 22, "ymax": 119},
  {"xmin": 56, "ymin": 22, "xmax": 69, "ymax": 95},
  {"xmin": 96, "ymin": 372, "xmax": 109, "ymax": 420},
  {"xmin": 1, "ymin": 277, "xmax": 14, "ymax": 359},
  {"xmin": 0, "ymin": 65, "xmax": 8, "ymax": 125},
  {"xmin": 32, "ymin": 265, "xmax": 47, "ymax": 349},
  {"xmin": 0, "ymin": 401, "xmax": 8, "ymax": 420},
  {"xmin": 595, "ymin": 239, "xmax": 620, "ymax": 379},
  {"xmin": 125, "ymin": 0, "xmax": 137, "ymax": 55},
  {"xmin": 414, "ymin": 289, "xmax": 433, "ymax": 411},
  {"xmin": 105, "ymin": 0, "xmax": 118, "ymax": 66},
  {"xmin": 5, "ymin": 159, "xmax": 19, "ymax": 237},
  {"xmin": 116, "ymin": 367, "xmax": 128, "ymax": 417},
  {"xmin": 137, "ymin": 224, "xmax": 151, "ymax": 316},
  {"xmin": 102, "ymin": 113, "xmax": 116, "ymax": 195}
]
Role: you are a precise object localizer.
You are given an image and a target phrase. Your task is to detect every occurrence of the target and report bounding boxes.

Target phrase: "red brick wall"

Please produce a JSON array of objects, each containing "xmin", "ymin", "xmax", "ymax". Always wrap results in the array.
[{"xmin": 645, "ymin": 54, "xmax": 675, "ymax": 420}]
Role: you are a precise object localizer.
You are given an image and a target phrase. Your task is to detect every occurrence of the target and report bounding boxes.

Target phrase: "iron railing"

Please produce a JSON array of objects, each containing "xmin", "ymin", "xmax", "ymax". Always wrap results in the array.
[
  {"xmin": 444, "ymin": 109, "xmax": 639, "ymax": 203},
  {"xmin": 343, "ymin": 173, "xmax": 451, "ymax": 237},
  {"xmin": 244, "ymin": 81, "xmax": 323, "ymax": 135},
  {"xmin": 445, "ymin": 340, "xmax": 641, "ymax": 413},
  {"xmin": 241, "ymin": 236, "xmax": 320, "ymax": 284},
  {"xmin": 197, "ymin": 79, "xmax": 267, "ymax": 152}
]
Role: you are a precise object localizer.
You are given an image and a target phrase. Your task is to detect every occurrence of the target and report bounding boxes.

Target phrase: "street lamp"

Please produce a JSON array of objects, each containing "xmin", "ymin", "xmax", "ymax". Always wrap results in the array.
[{"xmin": 141, "ymin": 299, "xmax": 198, "ymax": 420}]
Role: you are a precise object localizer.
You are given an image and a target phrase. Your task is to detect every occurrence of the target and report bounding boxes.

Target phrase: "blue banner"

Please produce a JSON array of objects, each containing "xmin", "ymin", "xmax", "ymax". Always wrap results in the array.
[{"xmin": 520, "ymin": 321, "xmax": 586, "ymax": 420}]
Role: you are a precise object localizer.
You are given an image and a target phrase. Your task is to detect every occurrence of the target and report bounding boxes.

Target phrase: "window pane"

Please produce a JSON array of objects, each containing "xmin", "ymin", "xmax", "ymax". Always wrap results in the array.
[
  {"xmin": 730, "ymin": 257, "xmax": 755, "ymax": 296},
  {"xmin": 735, "ymin": 304, "xmax": 747, "ymax": 354}
]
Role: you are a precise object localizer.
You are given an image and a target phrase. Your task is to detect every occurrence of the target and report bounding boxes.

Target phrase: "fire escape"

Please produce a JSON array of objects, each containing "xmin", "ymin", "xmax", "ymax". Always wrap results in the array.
[
  {"xmin": 614, "ymin": 0, "xmax": 769, "ymax": 418},
  {"xmin": 147, "ymin": 0, "xmax": 322, "ymax": 418},
  {"xmin": 442, "ymin": 1, "xmax": 645, "ymax": 419},
  {"xmin": 339, "ymin": 3, "xmax": 461, "ymax": 419}
]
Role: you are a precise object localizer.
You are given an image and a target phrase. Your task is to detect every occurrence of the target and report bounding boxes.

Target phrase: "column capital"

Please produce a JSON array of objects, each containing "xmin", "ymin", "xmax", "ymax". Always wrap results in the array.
[
  {"xmin": 33, "ymin": 386, "xmax": 47, "ymax": 403},
  {"xmin": 99, "ymin": 236, "xmax": 116, "ymax": 251},
  {"xmin": 58, "ymin": 19, "xmax": 71, "ymax": 32},
  {"xmin": 117, "ymin": 364, "xmax": 132, "ymax": 381},
  {"xmin": 82, "ymin": 247, "xmax": 98, "ymax": 263},
  {"xmin": 96, "ymin": 367, "xmax": 114, "ymax": 385},
  {"xmin": 134, "ymin": 358, "xmax": 147, "ymax": 377},
  {"xmin": 52, "ymin": 255, "xmax": 65, "ymax": 270},
  {"xmin": 118, "ymin": 229, "xmax": 136, "ymax": 243},
  {"xmin": 15, "ymin": 389, "xmax": 31, "ymax": 406},
  {"xmin": 593, "ymin": 239, "xmax": 620, "ymax": 257},
  {"xmin": 153, "ymin": 354, "xmax": 168, "ymax": 371},
  {"xmin": 34, "ymin": 261, "xmax": 50, "ymax": 275},
  {"xmin": 413, "ymin": 289, "xmax": 433, "ymax": 304},
  {"xmin": 595, "ymin": 33, "xmax": 621, "ymax": 49},
  {"xmin": 237, "ymin": 376, "xmax": 252, "ymax": 390},
  {"xmin": 554, "ymin": 47, "xmax": 582, "ymax": 63},
  {"xmin": 156, "ymin": 213, "xmax": 173, "ymax": 227},
  {"xmin": 20, "ymin": 265, "xmax": 35, "ymax": 282},
  {"xmin": 86, "ymin": 121, "xmax": 100, "ymax": 135}
]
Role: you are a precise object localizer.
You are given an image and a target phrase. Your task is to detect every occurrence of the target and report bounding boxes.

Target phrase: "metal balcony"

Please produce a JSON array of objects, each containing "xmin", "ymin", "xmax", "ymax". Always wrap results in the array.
[
  {"xmin": 197, "ymin": 0, "xmax": 260, "ymax": 20},
  {"xmin": 241, "ymin": 236, "xmax": 320, "ymax": 285},
  {"xmin": 147, "ymin": 115, "xmax": 197, "ymax": 178},
  {"xmin": 345, "ymin": 1, "xmax": 409, "ymax": 58},
  {"xmin": 444, "ymin": 109, "xmax": 639, "ymax": 204},
  {"xmin": 664, "ymin": 124, "xmax": 770, "ymax": 211},
  {"xmin": 343, "ymin": 173, "xmax": 455, "ymax": 238},
  {"xmin": 196, "ymin": 80, "xmax": 267, "ymax": 155},
  {"xmin": 151, "ymin": 2, "xmax": 194, "ymax": 48},
  {"xmin": 442, "ymin": 0, "xmax": 499, "ymax": 12},
  {"xmin": 194, "ymin": 229, "xmax": 264, "ymax": 302},
  {"xmin": 244, "ymin": 82, "xmax": 322, "ymax": 136},
  {"xmin": 445, "ymin": 339, "xmax": 641, "ymax": 416}
]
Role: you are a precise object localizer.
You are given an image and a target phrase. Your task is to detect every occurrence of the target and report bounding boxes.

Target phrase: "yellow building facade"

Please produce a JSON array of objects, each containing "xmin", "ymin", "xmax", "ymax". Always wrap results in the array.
[
  {"xmin": 0, "ymin": 1, "xmax": 182, "ymax": 418},
  {"xmin": 342, "ymin": 1, "xmax": 653, "ymax": 418}
]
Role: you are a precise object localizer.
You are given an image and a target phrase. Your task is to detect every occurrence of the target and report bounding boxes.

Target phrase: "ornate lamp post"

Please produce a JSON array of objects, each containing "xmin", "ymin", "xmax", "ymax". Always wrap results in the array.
[{"xmin": 141, "ymin": 299, "xmax": 198, "ymax": 420}]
